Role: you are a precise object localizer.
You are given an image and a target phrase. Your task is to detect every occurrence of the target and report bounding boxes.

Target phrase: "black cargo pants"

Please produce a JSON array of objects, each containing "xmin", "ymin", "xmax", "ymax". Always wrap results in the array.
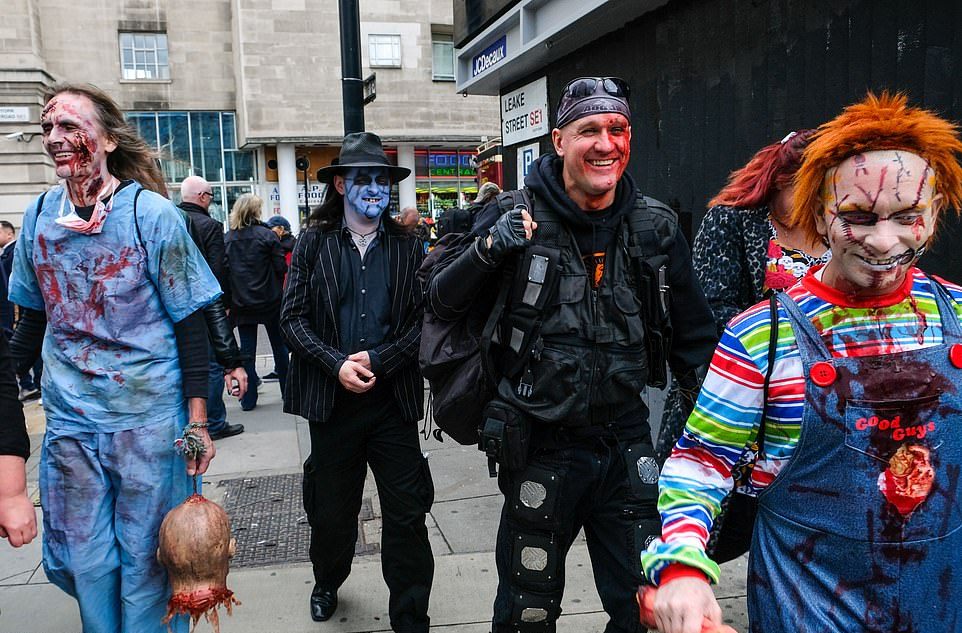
[{"xmin": 491, "ymin": 429, "xmax": 660, "ymax": 633}]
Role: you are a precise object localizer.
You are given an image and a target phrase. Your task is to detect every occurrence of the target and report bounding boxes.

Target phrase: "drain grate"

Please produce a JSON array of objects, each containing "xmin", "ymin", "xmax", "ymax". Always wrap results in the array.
[{"xmin": 218, "ymin": 473, "xmax": 378, "ymax": 569}]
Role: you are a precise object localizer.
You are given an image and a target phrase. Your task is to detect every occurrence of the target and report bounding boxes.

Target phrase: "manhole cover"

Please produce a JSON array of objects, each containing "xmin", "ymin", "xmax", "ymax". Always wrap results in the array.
[{"xmin": 218, "ymin": 473, "xmax": 378, "ymax": 569}]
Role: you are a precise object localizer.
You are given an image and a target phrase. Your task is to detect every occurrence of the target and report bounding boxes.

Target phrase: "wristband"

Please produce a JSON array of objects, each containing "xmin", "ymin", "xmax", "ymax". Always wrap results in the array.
[{"xmin": 187, "ymin": 421, "xmax": 209, "ymax": 430}]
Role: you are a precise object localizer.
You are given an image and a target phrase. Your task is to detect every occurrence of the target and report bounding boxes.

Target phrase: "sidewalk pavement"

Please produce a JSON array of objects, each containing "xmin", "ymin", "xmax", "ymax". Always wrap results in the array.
[{"xmin": 0, "ymin": 356, "xmax": 750, "ymax": 633}]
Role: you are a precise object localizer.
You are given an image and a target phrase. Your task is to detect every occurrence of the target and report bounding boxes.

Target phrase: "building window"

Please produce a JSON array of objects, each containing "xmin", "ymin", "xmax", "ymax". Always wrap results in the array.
[
  {"xmin": 126, "ymin": 110, "xmax": 256, "ymax": 225},
  {"xmin": 432, "ymin": 35, "xmax": 455, "ymax": 81},
  {"xmin": 369, "ymin": 34, "xmax": 401, "ymax": 68},
  {"xmin": 119, "ymin": 32, "xmax": 170, "ymax": 80}
]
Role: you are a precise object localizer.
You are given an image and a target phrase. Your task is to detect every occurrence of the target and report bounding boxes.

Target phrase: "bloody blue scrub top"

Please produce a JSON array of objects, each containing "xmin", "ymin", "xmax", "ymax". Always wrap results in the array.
[{"xmin": 8, "ymin": 182, "xmax": 222, "ymax": 433}]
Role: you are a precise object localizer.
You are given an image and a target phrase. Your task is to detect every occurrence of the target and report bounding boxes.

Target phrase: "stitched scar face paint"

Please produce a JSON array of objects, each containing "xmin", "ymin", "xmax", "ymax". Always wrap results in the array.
[
  {"xmin": 41, "ymin": 92, "xmax": 117, "ymax": 205},
  {"xmin": 815, "ymin": 150, "xmax": 940, "ymax": 298},
  {"xmin": 552, "ymin": 112, "xmax": 631, "ymax": 211},
  {"xmin": 341, "ymin": 167, "xmax": 391, "ymax": 220}
]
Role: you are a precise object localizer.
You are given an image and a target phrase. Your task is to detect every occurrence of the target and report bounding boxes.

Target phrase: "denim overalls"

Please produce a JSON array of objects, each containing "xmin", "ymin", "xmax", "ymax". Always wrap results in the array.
[{"xmin": 748, "ymin": 285, "xmax": 962, "ymax": 632}]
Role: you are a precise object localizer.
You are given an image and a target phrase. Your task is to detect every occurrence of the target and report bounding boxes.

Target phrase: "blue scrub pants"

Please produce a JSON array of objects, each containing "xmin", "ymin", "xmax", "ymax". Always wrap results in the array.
[{"xmin": 39, "ymin": 415, "xmax": 192, "ymax": 633}]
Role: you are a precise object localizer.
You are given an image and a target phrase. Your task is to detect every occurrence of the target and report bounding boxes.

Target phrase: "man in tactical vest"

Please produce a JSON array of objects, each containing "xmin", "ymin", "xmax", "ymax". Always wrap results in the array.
[{"xmin": 427, "ymin": 77, "xmax": 717, "ymax": 632}]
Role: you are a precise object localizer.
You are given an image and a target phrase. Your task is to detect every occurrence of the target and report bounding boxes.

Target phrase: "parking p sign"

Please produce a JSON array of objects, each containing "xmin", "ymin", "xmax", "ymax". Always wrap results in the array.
[{"xmin": 517, "ymin": 142, "xmax": 540, "ymax": 186}]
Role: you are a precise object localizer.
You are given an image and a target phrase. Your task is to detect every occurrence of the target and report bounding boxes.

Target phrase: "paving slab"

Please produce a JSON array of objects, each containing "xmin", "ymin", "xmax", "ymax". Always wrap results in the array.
[
  {"xmin": 0, "ymin": 582, "xmax": 80, "ymax": 633},
  {"xmin": 423, "ymin": 443, "xmax": 499, "ymax": 502},
  {"xmin": 207, "ymin": 390, "xmax": 301, "ymax": 478},
  {"xmin": 430, "ymin": 494, "xmax": 503, "ymax": 554},
  {"xmin": 0, "ymin": 509, "xmax": 43, "ymax": 587}
]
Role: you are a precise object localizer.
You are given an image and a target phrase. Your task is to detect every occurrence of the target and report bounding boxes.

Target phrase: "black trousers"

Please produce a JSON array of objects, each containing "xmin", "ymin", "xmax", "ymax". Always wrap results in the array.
[
  {"xmin": 303, "ymin": 390, "xmax": 435, "ymax": 633},
  {"xmin": 492, "ymin": 430, "xmax": 660, "ymax": 633}
]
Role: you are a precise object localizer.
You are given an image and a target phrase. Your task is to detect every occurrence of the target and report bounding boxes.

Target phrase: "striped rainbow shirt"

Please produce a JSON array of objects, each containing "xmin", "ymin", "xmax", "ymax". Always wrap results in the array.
[{"xmin": 640, "ymin": 267, "xmax": 962, "ymax": 585}]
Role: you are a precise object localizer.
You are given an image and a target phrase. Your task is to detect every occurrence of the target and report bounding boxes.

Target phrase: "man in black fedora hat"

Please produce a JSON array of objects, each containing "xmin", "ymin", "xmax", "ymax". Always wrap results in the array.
[{"xmin": 280, "ymin": 132, "xmax": 433, "ymax": 631}]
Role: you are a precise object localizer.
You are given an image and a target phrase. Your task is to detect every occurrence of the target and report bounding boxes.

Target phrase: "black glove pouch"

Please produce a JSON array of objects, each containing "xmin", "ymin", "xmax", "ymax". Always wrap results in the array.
[{"xmin": 479, "ymin": 399, "xmax": 531, "ymax": 476}]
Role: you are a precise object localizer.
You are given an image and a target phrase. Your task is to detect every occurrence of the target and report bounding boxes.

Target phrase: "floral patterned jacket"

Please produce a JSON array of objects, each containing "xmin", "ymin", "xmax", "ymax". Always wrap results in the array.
[{"xmin": 691, "ymin": 205, "xmax": 771, "ymax": 336}]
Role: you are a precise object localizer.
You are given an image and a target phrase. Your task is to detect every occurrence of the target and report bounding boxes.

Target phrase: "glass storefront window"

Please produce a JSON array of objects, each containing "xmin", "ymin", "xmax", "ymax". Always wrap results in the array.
[
  {"xmin": 127, "ymin": 110, "xmax": 256, "ymax": 227},
  {"xmin": 156, "ymin": 112, "xmax": 192, "ymax": 182},
  {"xmin": 190, "ymin": 112, "xmax": 223, "ymax": 181},
  {"xmin": 413, "ymin": 148, "xmax": 479, "ymax": 217}
]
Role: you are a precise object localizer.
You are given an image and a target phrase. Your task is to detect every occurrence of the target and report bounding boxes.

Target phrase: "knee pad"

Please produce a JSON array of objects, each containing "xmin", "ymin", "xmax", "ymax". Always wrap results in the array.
[
  {"xmin": 624, "ymin": 442, "xmax": 659, "ymax": 505},
  {"xmin": 508, "ymin": 587, "xmax": 562, "ymax": 631},
  {"xmin": 507, "ymin": 464, "xmax": 563, "ymax": 529},
  {"xmin": 510, "ymin": 532, "xmax": 561, "ymax": 587}
]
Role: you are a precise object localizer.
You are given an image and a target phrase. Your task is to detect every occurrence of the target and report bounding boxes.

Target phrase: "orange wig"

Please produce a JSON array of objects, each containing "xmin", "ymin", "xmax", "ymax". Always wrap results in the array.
[{"xmin": 791, "ymin": 92, "xmax": 962, "ymax": 241}]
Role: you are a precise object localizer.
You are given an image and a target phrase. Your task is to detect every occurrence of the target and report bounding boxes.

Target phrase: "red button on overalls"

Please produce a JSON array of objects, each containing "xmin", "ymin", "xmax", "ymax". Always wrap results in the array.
[
  {"xmin": 951, "ymin": 344, "xmax": 962, "ymax": 369},
  {"xmin": 810, "ymin": 361, "xmax": 837, "ymax": 387}
]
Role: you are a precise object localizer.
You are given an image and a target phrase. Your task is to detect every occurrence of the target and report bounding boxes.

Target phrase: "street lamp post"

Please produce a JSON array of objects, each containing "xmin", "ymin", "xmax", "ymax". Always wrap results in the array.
[
  {"xmin": 296, "ymin": 156, "xmax": 311, "ymax": 220},
  {"xmin": 338, "ymin": 0, "xmax": 365, "ymax": 134}
]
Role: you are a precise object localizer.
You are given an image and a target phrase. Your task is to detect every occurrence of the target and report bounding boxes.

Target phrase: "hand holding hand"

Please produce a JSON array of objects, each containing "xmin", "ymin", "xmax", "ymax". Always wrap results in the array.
[
  {"xmin": 483, "ymin": 208, "xmax": 537, "ymax": 262},
  {"xmin": 224, "ymin": 366, "xmax": 249, "ymax": 398},
  {"xmin": 347, "ymin": 351, "xmax": 372, "ymax": 371},
  {"xmin": 338, "ymin": 360, "xmax": 376, "ymax": 393},
  {"xmin": 642, "ymin": 580, "xmax": 725, "ymax": 633}
]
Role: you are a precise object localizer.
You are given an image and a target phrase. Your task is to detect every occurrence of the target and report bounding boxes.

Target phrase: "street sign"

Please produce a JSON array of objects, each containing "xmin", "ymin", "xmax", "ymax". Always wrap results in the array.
[
  {"xmin": 500, "ymin": 77, "xmax": 548, "ymax": 146},
  {"xmin": 516, "ymin": 142, "xmax": 540, "ymax": 185},
  {"xmin": 0, "ymin": 107, "xmax": 30, "ymax": 123},
  {"xmin": 363, "ymin": 73, "xmax": 376, "ymax": 105}
]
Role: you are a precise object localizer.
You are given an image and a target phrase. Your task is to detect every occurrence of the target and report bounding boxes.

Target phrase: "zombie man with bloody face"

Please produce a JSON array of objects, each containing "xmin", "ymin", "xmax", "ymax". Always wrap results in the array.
[
  {"xmin": 7, "ymin": 84, "xmax": 221, "ymax": 633},
  {"xmin": 428, "ymin": 77, "xmax": 717, "ymax": 632},
  {"xmin": 643, "ymin": 93, "xmax": 962, "ymax": 633},
  {"xmin": 280, "ymin": 132, "xmax": 433, "ymax": 630}
]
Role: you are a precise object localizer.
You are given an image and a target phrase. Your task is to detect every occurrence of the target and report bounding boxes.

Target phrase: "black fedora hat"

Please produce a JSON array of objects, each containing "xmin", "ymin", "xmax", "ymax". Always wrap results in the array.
[{"xmin": 316, "ymin": 132, "xmax": 411, "ymax": 184}]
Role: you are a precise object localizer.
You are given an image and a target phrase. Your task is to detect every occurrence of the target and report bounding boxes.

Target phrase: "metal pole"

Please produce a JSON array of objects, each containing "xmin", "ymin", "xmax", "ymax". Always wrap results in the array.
[
  {"xmin": 338, "ymin": 0, "xmax": 365, "ymax": 134},
  {"xmin": 302, "ymin": 169, "xmax": 310, "ymax": 219}
]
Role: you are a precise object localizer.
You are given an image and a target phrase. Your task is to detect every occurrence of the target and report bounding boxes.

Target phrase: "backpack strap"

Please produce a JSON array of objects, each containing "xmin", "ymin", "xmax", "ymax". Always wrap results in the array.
[
  {"xmin": 493, "ymin": 189, "xmax": 566, "ymax": 392},
  {"xmin": 622, "ymin": 193, "xmax": 678, "ymax": 388}
]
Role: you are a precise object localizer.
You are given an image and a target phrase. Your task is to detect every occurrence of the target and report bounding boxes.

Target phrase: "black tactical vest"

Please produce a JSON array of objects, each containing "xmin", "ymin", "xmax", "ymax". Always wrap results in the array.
[{"xmin": 493, "ymin": 200, "xmax": 659, "ymax": 426}]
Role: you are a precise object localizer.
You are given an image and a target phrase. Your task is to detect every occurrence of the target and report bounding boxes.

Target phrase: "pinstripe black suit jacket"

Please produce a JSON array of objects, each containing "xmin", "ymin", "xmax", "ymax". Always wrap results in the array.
[{"xmin": 280, "ymin": 223, "xmax": 425, "ymax": 424}]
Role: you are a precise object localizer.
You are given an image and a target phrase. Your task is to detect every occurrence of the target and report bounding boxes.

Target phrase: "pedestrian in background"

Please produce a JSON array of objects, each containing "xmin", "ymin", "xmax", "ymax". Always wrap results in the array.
[
  {"xmin": 225, "ymin": 193, "xmax": 289, "ymax": 411},
  {"xmin": 281, "ymin": 132, "xmax": 433, "ymax": 631},
  {"xmin": 266, "ymin": 214, "xmax": 296, "ymax": 268},
  {"xmin": 656, "ymin": 129, "xmax": 825, "ymax": 463},
  {"xmin": 0, "ymin": 221, "xmax": 43, "ymax": 402},
  {"xmin": 180, "ymin": 175, "xmax": 247, "ymax": 439}
]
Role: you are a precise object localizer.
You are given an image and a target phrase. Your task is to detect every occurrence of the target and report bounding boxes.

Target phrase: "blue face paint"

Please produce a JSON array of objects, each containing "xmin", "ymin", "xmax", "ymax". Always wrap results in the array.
[{"xmin": 343, "ymin": 167, "xmax": 391, "ymax": 220}]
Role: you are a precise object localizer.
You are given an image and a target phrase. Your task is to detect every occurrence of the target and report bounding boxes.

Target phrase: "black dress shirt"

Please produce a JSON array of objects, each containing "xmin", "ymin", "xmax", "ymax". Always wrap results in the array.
[{"xmin": 337, "ymin": 226, "xmax": 393, "ymax": 364}]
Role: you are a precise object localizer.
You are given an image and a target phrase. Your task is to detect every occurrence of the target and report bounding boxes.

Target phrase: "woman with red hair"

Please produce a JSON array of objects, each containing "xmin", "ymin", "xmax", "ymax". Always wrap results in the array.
[
  {"xmin": 643, "ymin": 92, "xmax": 962, "ymax": 633},
  {"xmin": 656, "ymin": 129, "xmax": 827, "ymax": 462}
]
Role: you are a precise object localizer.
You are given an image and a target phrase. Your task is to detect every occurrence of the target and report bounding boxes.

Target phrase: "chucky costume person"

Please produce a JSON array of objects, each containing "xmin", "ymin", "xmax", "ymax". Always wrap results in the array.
[
  {"xmin": 642, "ymin": 93, "xmax": 962, "ymax": 633},
  {"xmin": 280, "ymin": 132, "xmax": 433, "ymax": 631},
  {"xmin": 8, "ymin": 85, "xmax": 221, "ymax": 633}
]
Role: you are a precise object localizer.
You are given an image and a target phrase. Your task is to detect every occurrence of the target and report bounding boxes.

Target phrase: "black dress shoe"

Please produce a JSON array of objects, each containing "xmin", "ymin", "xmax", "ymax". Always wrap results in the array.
[
  {"xmin": 210, "ymin": 423, "xmax": 245, "ymax": 440},
  {"xmin": 310, "ymin": 586, "xmax": 338, "ymax": 622}
]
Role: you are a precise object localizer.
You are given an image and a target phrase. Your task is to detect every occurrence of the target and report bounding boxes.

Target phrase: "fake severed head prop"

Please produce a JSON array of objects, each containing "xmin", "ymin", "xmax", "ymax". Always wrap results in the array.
[{"xmin": 158, "ymin": 494, "xmax": 239, "ymax": 633}]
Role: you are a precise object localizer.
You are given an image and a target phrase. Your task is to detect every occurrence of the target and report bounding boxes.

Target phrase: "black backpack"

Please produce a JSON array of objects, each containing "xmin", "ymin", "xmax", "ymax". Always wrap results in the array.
[
  {"xmin": 418, "ymin": 189, "xmax": 677, "ymax": 444},
  {"xmin": 436, "ymin": 205, "xmax": 478, "ymax": 238}
]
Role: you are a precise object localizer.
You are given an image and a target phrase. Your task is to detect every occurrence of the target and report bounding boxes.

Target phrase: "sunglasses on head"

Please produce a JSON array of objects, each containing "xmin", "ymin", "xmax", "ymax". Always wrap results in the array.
[{"xmin": 560, "ymin": 77, "xmax": 630, "ymax": 106}]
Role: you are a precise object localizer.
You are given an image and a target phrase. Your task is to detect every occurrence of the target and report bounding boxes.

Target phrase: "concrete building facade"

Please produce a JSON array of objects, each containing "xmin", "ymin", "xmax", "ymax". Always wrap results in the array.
[{"xmin": 0, "ymin": 0, "xmax": 500, "ymax": 231}]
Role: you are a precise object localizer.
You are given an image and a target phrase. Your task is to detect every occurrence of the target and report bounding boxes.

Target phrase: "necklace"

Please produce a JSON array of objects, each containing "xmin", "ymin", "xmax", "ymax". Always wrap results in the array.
[{"xmin": 347, "ymin": 226, "xmax": 377, "ymax": 248}]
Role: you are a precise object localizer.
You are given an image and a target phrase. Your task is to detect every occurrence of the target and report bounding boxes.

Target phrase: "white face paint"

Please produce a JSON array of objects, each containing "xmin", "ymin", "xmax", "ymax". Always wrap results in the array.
[
  {"xmin": 341, "ymin": 166, "xmax": 391, "ymax": 220},
  {"xmin": 815, "ymin": 150, "xmax": 940, "ymax": 298}
]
